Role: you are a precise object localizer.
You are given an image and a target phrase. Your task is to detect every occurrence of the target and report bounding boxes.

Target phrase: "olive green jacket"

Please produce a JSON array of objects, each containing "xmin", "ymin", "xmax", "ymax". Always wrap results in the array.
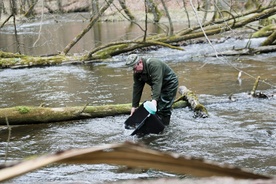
[{"xmin": 132, "ymin": 58, "xmax": 178, "ymax": 107}]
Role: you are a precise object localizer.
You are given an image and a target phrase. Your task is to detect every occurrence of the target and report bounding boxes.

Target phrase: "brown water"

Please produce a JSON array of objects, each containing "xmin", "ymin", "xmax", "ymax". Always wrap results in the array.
[{"xmin": 0, "ymin": 15, "xmax": 275, "ymax": 183}]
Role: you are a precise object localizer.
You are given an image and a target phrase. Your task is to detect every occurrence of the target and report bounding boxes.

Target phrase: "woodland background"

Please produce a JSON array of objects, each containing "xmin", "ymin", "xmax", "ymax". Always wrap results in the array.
[{"xmin": 1, "ymin": 0, "xmax": 276, "ymax": 63}]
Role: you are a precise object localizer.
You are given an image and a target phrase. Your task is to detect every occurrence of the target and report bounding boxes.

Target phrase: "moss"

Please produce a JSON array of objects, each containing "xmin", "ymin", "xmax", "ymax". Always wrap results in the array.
[
  {"xmin": 252, "ymin": 24, "xmax": 276, "ymax": 38},
  {"xmin": 16, "ymin": 106, "xmax": 31, "ymax": 114},
  {"xmin": 0, "ymin": 53, "xmax": 78, "ymax": 68}
]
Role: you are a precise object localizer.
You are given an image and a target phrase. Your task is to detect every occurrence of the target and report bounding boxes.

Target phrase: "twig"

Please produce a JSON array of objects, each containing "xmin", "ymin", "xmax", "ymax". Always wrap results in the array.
[{"xmin": 0, "ymin": 14, "xmax": 13, "ymax": 28}]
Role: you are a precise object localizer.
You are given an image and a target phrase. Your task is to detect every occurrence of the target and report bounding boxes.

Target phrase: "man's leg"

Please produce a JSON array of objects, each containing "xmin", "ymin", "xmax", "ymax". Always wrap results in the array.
[{"xmin": 157, "ymin": 84, "xmax": 178, "ymax": 125}]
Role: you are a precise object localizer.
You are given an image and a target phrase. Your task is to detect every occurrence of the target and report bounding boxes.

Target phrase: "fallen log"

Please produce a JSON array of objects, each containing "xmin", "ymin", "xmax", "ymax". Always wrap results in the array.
[
  {"xmin": 0, "ymin": 50, "xmax": 83, "ymax": 69},
  {"xmin": 0, "ymin": 85, "xmax": 208, "ymax": 125},
  {"xmin": 176, "ymin": 86, "xmax": 208, "ymax": 118},
  {"xmin": 0, "ymin": 104, "xmax": 129, "ymax": 125},
  {"xmin": 0, "ymin": 101, "xmax": 188, "ymax": 125}
]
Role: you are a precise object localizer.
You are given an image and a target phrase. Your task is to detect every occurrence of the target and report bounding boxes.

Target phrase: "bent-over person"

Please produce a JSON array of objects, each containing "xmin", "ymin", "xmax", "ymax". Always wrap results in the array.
[{"xmin": 125, "ymin": 54, "xmax": 178, "ymax": 125}]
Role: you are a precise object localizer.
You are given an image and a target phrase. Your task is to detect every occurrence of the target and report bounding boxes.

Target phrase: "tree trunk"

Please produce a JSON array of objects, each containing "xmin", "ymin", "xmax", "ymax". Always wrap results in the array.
[
  {"xmin": 143, "ymin": 0, "xmax": 148, "ymax": 42},
  {"xmin": 160, "ymin": 0, "xmax": 173, "ymax": 36},
  {"xmin": 56, "ymin": 0, "xmax": 63, "ymax": 13},
  {"xmin": 118, "ymin": 0, "xmax": 135, "ymax": 21},
  {"xmin": 10, "ymin": 0, "xmax": 21, "ymax": 54},
  {"xmin": 146, "ymin": 0, "xmax": 161, "ymax": 23},
  {"xmin": 201, "ymin": 0, "xmax": 210, "ymax": 24},
  {"xmin": 62, "ymin": 0, "xmax": 114, "ymax": 55},
  {"xmin": 24, "ymin": 0, "xmax": 38, "ymax": 17},
  {"xmin": 182, "ymin": 0, "xmax": 191, "ymax": 28},
  {"xmin": 0, "ymin": 0, "xmax": 7, "ymax": 19},
  {"xmin": 91, "ymin": 0, "xmax": 99, "ymax": 16}
]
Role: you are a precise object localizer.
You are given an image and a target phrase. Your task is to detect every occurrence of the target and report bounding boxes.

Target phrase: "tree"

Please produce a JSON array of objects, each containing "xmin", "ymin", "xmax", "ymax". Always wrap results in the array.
[
  {"xmin": 160, "ymin": 0, "xmax": 173, "ymax": 36},
  {"xmin": 91, "ymin": 0, "xmax": 99, "ymax": 16},
  {"xmin": 245, "ymin": 0, "xmax": 261, "ymax": 10},
  {"xmin": 146, "ymin": 0, "xmax": 161, "ymax": 23},
  {"xmin": 0, "ymin": 0, "xmax": 7, "ymax": 19},
  {"xmin": 2, "ymin": 0, "xmax": 276, "ymax": 66},
  {"xmin": 118, "ymin": 0, "xmax": 135, "ymax": 21},
  {"xmin": 62, "ymin": 0, "xmax": 114, "ymax": 55}
]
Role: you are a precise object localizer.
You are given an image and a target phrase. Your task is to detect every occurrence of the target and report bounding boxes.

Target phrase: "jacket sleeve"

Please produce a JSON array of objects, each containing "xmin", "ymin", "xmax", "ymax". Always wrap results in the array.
[{"xmin": 132, "ymin": 74, "xmax": 145, "ymax": 107}]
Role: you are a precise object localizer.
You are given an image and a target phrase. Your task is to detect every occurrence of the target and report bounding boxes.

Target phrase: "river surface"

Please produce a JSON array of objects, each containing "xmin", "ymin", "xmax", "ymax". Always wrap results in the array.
[{"xmin": 0, "ymin": 15, "xmax": 276, "ymax": 183}]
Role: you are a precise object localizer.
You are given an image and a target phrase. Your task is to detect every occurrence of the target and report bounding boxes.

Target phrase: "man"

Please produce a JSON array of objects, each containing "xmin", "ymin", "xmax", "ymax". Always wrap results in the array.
[{"xmin": 126, "ymin": 54, "xmax": 178, "ymax": 125}]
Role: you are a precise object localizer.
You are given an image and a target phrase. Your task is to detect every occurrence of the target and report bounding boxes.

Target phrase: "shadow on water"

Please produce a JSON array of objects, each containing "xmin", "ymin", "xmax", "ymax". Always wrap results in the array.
[{"xmin": 0, "ymin": 18, "xmax": 275, "ymax": 183}]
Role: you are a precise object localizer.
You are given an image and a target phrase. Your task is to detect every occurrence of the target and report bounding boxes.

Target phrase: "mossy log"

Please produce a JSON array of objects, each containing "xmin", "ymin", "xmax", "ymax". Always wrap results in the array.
[
  {"xmin": 0, "ymin": 104, "xmax": 130, "ymax": 125},
  {"xmin": 84, "ymin": 5, "xmax": 276, "ymax": 60},
  {"xmin": 0, "ymin": 51, "xmax": 82, "ymax": 69},
  {"xmin": 176, "ymin": 86, "xmax": 208, "ymax": 118},
  {"xmin": 0, "ymin": 101, "xmax": 187, "ymax": 125},
  {"xmin": 84, "ymin": 41, "xmax": 184, "ymax": 60},
  {"xmin": 252, "ymin": 24, "xmax": 276, "ymax": 38},
  {"xmin": 261, "ymin": 30, "xmax": 276, "ymax": 46}
]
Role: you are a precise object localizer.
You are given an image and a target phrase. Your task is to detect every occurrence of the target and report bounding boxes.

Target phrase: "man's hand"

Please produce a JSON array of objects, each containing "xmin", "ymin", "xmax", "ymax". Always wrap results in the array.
[
  {"xmin": 151, "ymin": 99, "xmax": 157, "ymax": 107},
  {"xmin": 130, "ymin": 107, "xmax": 137, "ymax": 116}
]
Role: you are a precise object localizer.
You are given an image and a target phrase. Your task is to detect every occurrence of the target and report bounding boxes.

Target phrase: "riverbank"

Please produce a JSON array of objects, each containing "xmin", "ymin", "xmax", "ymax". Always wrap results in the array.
[{"xmin": 0, "ymin": 0, "xmax": 207, "ymax": 25}]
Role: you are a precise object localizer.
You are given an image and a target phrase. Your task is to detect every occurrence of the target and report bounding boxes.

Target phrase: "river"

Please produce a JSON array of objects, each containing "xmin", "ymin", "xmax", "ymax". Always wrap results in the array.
[{"xmin": 0, "ymin": 14, "xmax": 275, "ymax": 183}]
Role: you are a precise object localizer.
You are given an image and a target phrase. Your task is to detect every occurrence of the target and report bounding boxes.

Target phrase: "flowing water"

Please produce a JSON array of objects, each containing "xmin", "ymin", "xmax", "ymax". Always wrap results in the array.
[{"xmin": 0, "ymin": 14, "xmax": 275, "ymax": 183}]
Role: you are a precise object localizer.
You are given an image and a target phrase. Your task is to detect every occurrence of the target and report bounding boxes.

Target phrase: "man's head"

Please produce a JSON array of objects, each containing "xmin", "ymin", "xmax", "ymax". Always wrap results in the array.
[
  {"xmin": 126, "ymin": 54, "xmax": 143, "ymax": 73},
  {"xmin": 126, "ymin": 54, "xmax": 141, "ymax": 67}
]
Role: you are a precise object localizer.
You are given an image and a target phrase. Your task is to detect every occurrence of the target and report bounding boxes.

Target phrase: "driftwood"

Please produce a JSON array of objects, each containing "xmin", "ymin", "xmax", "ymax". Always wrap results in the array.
[
  {"xmin": 176, "ymin": 86, "xmax": 208, "ymax": 118},
  {"xmin": 0, "ymin": 142, "xmax": 271, "ymax": 182}
]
